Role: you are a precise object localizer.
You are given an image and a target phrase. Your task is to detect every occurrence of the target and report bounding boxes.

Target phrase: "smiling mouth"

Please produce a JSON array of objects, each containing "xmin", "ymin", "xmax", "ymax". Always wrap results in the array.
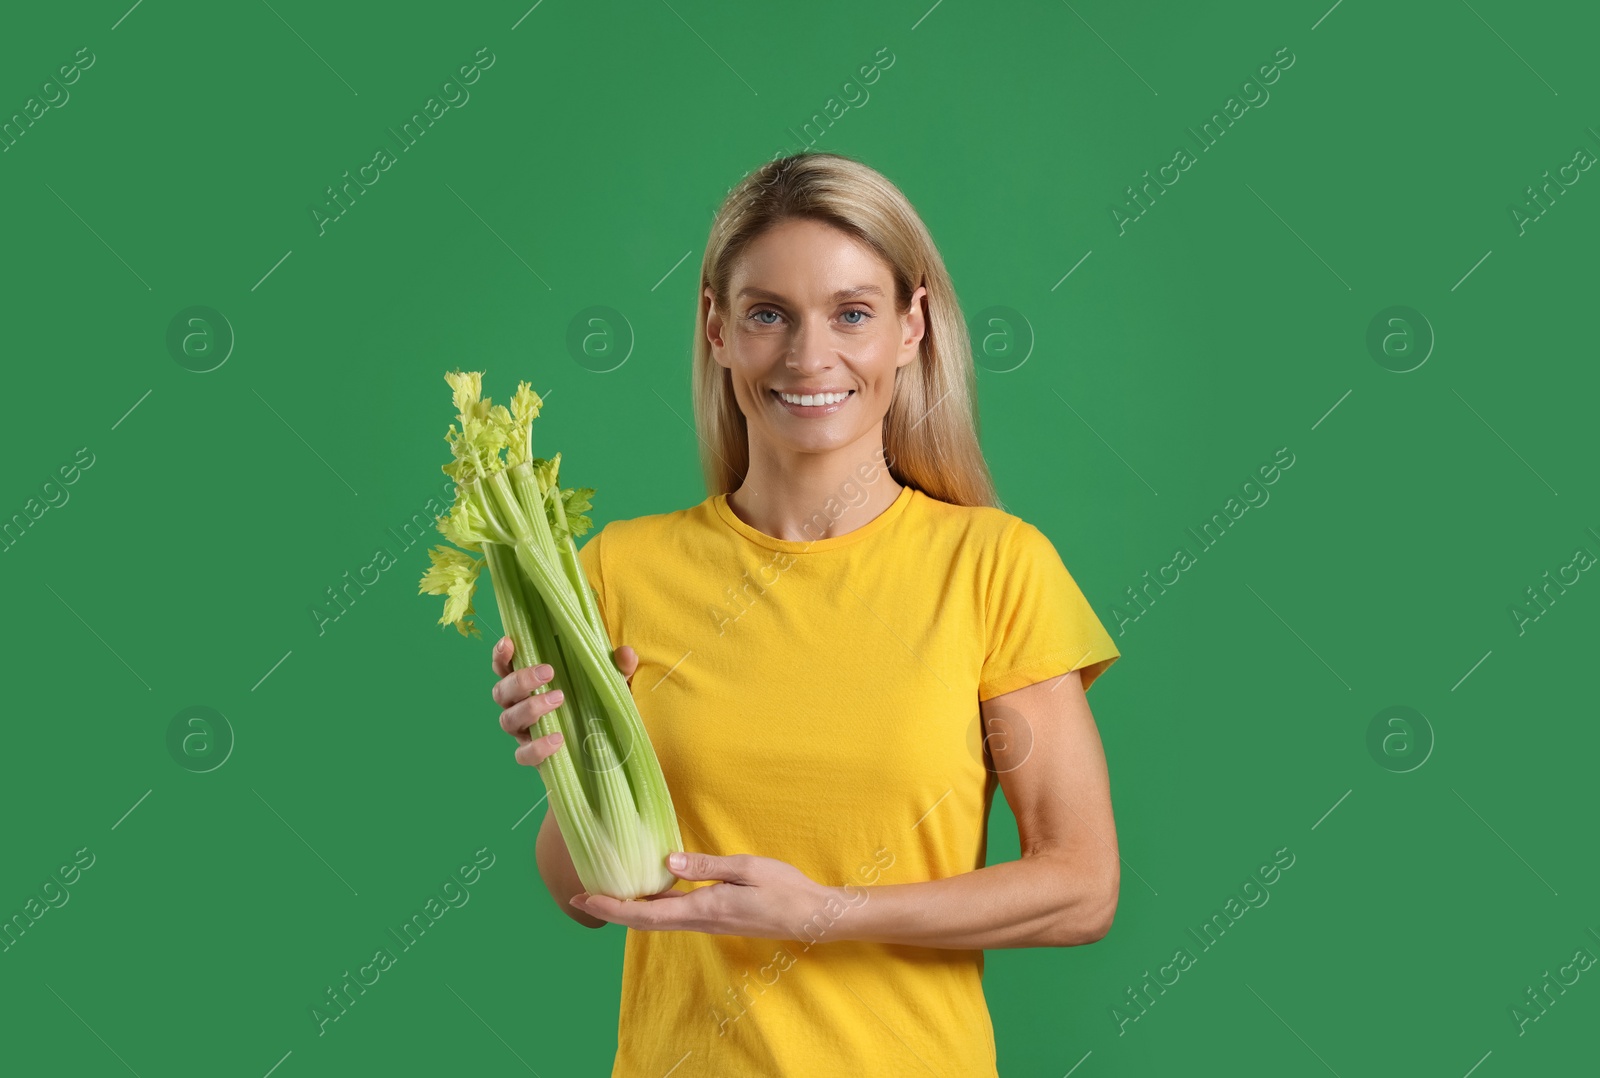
[{"xmin": 772, "ymin": 389, "xmax": 854, "ymax": 407}]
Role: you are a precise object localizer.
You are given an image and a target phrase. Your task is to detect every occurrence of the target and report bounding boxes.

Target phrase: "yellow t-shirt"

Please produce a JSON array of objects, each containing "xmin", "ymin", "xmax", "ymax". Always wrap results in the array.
[{"xmin": 575, "ymin": 483, "xmax": 1119, "ymax": 1077}]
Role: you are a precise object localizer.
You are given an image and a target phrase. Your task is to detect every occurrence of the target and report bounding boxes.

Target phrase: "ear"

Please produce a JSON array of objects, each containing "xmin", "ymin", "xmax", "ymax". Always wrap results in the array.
[
  {"xmin": 705, "ymin": 286, "xmax": 732, "ymax": 369},
  {"xmin": 897, "ymin": 283, "xmax": 928, "ymax": 369}
]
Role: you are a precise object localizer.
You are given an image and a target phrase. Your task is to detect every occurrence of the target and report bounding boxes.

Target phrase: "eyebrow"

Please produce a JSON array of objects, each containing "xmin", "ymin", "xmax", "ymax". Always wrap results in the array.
[{"xmin": 735, "ymin": 285, "xmax": 884, "ymax": 303}]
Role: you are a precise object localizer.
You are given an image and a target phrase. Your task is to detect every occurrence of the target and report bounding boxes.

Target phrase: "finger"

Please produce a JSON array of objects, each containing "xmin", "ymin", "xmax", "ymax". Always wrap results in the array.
[
  {"xmin": 491, "ymin": 661, "xmax": 555, "ymax": 709},
  {"xmin": 500, "ymin": 688, "xmax": 565, "ymax": 737},
  {"xmin": 667, "ymin": 851, "xmax": 756, "ymax": 884},
  {"xmin": 573, "ymin": 892, "xmax": 675, "ymax": 929},
  {"xmin": 492, "ymin": 636, "xmax": 514, "ymax": 678},
  {"xmin": 615, "ymin": 646, "xmax": 638, "ymax": 679},
  {"xmin": 514, "ymin": 730, "xmax": 565, "ymax": 766}
]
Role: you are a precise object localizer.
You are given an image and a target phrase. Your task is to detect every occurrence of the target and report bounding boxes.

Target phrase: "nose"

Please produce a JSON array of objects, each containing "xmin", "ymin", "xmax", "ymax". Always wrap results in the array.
[{"xmin": 785, "ymin": 319, "xmax": 836, "ymax": 375}]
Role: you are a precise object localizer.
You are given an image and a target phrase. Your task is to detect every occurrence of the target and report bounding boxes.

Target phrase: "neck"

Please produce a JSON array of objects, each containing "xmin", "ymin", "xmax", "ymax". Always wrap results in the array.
[{"xmin": 727, "ymin": 428, "xmax": 903, "ymax": 542}]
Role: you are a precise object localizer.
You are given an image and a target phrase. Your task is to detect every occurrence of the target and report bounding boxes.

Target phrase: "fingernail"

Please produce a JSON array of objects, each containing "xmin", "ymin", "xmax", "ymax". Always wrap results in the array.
[
  {"xmin": 668, "ymin": 852, "xmax": 686, "ymax": 870},
  {"xmin": 548, "ymin": 689, "xmax": 564, "ymax": 706},
  {"xmin": 569, "ymin": 894, "xmax": 586, "ymax": 906},
  {"xmin": 549, "ymin": 732, "xmax": 564, "ymax": 747},
  {"xmin": 534, "ymin": 664, "xmax": 554, "ymax": 681}
]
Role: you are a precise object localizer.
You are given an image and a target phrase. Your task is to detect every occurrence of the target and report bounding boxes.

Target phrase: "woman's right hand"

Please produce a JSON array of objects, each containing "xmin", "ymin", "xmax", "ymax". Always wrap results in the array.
[{"xmin": 491, "ymin": 636, "xmax": 638, "ymax": 766}]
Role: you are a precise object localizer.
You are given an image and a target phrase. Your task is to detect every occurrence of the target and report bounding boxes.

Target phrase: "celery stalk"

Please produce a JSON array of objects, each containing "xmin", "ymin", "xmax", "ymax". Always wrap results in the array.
[
  {"xmin": 418, "ymin": 371, "xmax": 683, "ymax": 901},
  {"xmin": 480, "ymin": 543, "xmax": 627, "ymax": 894}
]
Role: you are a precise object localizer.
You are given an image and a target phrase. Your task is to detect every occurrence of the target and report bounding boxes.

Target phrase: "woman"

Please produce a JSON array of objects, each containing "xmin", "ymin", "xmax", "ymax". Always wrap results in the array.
[{"xmin": 489, "ymin": 151, "xmax": 1122, "ymax": 1076}]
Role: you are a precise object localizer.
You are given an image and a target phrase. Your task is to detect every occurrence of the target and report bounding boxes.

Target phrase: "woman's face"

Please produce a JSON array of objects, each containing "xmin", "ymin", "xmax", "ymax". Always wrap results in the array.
[{"xmin": 706, "ymin": 218, "xmax": 926, "ymax": 461}]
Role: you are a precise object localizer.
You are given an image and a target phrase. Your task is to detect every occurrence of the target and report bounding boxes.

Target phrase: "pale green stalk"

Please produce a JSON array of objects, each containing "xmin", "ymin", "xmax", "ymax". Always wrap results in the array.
[
  {"xmin": 485, "ymin": 470, "xmax": 680, "ymax": 860},
  {"xmin": 480, "ymin": 469, "xmax": 679, "ymax": 895},
  {"xmin": 480, "ymin": 543, "xmax": 629, "ymax": 896},
  {"xmin": 420, "ymin": 370, "xmax": 682, "ymax": 901}
]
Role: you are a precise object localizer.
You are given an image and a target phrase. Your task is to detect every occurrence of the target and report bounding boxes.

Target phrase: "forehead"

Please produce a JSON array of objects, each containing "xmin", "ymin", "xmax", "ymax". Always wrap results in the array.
[{"xmin": 730, "ymin": 219, "xmax": 892, "ymax": 297}]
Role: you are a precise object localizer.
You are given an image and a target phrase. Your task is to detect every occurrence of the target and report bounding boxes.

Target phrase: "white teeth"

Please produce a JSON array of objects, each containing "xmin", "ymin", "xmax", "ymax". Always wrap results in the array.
[{"xmin": 779, "ymin": 391, "xmax": 850, "ymax": 406}]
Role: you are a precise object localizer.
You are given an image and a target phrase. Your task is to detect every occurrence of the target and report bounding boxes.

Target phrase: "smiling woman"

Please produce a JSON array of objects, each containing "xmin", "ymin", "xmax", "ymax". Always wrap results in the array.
[{"xmin": 491, "ymin": 151, "xmax": 1124, "ymax": 1077}]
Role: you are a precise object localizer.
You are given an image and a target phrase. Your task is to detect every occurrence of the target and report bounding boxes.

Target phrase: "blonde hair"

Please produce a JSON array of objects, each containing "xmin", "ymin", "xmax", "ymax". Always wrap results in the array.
[{"xmin": 692, "ymin": 151, "xmax": 999, "ymax": 509}]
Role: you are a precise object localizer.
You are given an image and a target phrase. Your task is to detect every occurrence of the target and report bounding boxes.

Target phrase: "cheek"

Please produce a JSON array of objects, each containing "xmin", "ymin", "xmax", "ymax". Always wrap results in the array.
[
  {"xmin": 725, "ymin": 357, "xmax": 777, "ymax": 417},
  {"xmin": 726, "ymin": 377, "xmax": 759, "ymax": 416},
  {"xmin": 728, "ymin": 331, "xmax": 785, "ymax": 376},
  {"xmin": 861, "ymin": 344, "xmax": 902, "ymax": 387},
  {"xmin": 866, "ymin": 327, "xmax": 908, "ymax": 369}
]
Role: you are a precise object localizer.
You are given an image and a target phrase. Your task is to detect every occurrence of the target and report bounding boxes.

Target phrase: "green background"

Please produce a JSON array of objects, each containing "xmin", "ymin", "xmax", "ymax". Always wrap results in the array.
[{"xmin": 2, "ymin": 1, "xmax": 1596, "ymax": 1074}]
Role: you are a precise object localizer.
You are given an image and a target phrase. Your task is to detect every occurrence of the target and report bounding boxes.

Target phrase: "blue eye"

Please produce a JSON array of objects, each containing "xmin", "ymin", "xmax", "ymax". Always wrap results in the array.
[
  {"xmin": 840, "ymin": 309, "xmax": 870, "ymax": 325},
  {"xmin": 751, "ymin": 309, "xmax": 782, "ymax": 325}
]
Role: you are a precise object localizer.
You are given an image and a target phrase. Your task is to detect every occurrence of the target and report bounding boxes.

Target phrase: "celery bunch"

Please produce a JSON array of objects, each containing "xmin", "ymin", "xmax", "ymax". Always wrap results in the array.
[{"xmin": 418, "ymin": 371, "xmax": 682, "ymax": 901}]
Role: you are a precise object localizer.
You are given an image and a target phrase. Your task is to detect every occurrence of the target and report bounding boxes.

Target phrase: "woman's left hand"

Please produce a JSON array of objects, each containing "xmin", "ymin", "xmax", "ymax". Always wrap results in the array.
[{"xmin": 572, "ymin": 852, "xmax": 834, "ymax": 937}]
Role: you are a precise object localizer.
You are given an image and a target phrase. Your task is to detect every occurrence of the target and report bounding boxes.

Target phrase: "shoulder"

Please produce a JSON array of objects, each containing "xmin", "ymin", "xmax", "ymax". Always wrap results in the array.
[
  {"xmin": 908, "ymin": 490, "xmax": 1039, "ymax": 557},
  {"xmin": 908, "ymin": 493, "xmax": 1075, "ymax": 600},
  {"xmin": 577, "ymin": 498, "xmax": 719, "ymax": 567}
]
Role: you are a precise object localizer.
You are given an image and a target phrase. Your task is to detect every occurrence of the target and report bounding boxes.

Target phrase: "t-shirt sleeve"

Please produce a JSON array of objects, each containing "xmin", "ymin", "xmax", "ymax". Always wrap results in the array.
[{"xmin": 980, "ymin": 518, "xmax": 1121, "ymax": 699}]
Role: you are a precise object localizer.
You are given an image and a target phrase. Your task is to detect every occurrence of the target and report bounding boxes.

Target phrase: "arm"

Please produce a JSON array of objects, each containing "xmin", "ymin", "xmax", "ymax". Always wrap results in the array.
[
  {"xmin": 536, "ymin": 808, "xmax": 607, "ymax": 929},
  {"xmin": 575, "ymin": 667, "xmax": 1122, "ymax": 950},
  {"xmin": 827, "ymin": 668, "xmax": 1120, "ymax": 949}
]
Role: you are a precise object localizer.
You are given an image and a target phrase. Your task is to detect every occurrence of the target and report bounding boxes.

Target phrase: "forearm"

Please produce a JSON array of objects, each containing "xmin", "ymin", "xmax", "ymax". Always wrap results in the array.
[
  {"xmin": 534, "ymin": 807, "xmax": 606, "ymax": 928},
  {"xmin": 824, "ymin": 851, "xmax": 1117, "ymax": 950}
]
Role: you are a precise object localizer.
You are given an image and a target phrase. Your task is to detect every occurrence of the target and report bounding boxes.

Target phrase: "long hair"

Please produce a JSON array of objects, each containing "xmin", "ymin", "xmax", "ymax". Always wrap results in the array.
[{"xmin": 692, "ymin": 151, "xmax": 999, "ymax": 509}]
